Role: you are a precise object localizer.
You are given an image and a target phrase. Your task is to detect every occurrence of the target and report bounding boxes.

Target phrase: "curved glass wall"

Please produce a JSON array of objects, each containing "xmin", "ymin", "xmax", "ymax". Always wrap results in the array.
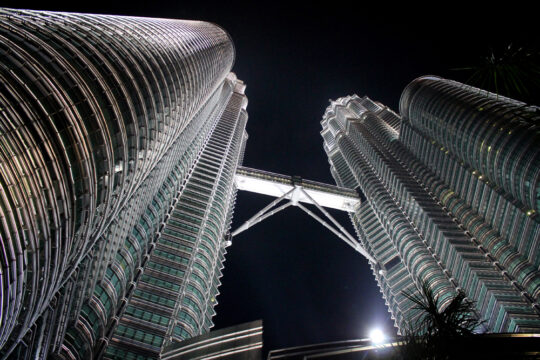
[{"xmin": 400, "ymin": 76, "xmax": 540, "ymax": 216}]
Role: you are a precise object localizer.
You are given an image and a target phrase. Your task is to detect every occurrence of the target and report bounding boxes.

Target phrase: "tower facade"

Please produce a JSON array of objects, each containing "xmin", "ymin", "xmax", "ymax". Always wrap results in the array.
[
  {"xmin": 321, "ymin": 76, "xmax": 540, "ymax": 333},
  {"xmin": 0, "ymin": 8, "xmax": 247, "ymax": 359}
]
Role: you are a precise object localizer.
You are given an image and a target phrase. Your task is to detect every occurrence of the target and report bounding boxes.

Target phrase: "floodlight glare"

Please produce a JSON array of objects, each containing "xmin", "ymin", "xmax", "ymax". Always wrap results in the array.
[{"xmin": 369, "ymin": 328, "xmax": 385, "ymax": 344}]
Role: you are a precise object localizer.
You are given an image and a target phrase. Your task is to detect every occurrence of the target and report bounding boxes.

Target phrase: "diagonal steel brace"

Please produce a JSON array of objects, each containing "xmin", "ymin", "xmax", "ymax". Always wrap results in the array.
[{"xmin": 230, "ymin": 186, "xmax": 376, "ymax": 264}]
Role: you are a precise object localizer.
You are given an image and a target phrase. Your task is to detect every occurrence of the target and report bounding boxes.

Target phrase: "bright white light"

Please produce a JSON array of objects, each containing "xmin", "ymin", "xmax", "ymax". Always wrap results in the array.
[
  {"xmin": 234, "ymin": 173, "xmax": 359, "ymax": 211},
  {"xmin": 369, "ymin": 328, "xmax": 385, "ymax": 344}
]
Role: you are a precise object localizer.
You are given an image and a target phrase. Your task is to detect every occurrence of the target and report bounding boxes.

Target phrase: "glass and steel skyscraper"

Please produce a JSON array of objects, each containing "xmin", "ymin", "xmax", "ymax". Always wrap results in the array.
[
  {"xmin": 0, "ymin": 8, "xmax": 248, "ymax": 359},
  {"xmin": 321, "ymin": 76, "xmax": 540, "ymax": 334}
]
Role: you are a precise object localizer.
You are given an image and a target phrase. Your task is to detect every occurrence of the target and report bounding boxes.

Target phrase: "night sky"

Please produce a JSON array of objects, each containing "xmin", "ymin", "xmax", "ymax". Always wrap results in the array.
[{"xmin": 2, "ymin": 0, "xmax": 536, "ymax": 356}]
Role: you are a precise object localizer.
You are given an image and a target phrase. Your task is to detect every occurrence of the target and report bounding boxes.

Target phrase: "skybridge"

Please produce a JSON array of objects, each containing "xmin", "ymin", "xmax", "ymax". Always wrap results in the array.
[{"xmin": 231, "ymin": 167, "xmax": 376, "ymax": 264}]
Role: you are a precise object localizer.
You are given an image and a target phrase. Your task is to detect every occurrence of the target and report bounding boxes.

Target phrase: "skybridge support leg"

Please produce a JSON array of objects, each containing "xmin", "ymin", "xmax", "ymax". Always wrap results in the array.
[
  {"xmin": 230, "ymin": 186, "xmax": 377, "ymax": 265},
  {"xmin": 298, "ymin": 188, "xmax": 375, "ymax": 263},
  {"xmin": 231, "ymin": 188, "xmax": 295, "ymax": 237}
]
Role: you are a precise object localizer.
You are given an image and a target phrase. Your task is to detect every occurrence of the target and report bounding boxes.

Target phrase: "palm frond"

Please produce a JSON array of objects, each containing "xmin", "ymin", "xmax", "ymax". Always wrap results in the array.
[
  {"xmin": 398, "ymin": 280, "xmax": 485, "ymax": 359},
  {"xmin": 452, "ymin": 43, "xmax": 540, "ymax": 104}
]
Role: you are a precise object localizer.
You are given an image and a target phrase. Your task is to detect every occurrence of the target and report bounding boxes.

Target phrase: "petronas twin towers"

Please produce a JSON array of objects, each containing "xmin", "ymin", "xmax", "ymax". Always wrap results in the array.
[{"xmin": 0, "ymin": 7, "xmax": 539, "ymax": 360}]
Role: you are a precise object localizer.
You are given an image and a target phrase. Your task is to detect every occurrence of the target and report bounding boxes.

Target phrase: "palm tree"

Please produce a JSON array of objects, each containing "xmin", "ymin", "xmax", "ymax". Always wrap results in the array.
[
  {"xmin": 395, "ymin": 281, "xmax": 483, "ymax": 360},
  {"xmin": 454, "ymin": 43, "xmax": 540, "ymax": 105}
]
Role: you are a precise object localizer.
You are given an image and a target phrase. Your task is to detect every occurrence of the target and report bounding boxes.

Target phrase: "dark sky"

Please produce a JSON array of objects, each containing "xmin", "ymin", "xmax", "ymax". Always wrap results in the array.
[{"xmin": 2, "ymin": 0, "xmax": 536, "ymax": 356}]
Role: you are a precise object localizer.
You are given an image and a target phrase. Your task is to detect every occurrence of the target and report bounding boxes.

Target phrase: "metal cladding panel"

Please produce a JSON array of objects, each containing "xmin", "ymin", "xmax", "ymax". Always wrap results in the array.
[{"xmin": 161, "ymin": 320, "xmax": 262, "ymax": 360}]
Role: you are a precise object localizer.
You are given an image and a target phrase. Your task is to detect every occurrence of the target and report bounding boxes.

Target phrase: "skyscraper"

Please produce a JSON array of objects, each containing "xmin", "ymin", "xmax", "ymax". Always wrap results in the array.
[
  {"xmin": 0, "ymin": 8, "xmax": 247, "ymax": 359},
  {"xmin": 321, "ymin": 76, "xmax": 540, "ymax": 333}
]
